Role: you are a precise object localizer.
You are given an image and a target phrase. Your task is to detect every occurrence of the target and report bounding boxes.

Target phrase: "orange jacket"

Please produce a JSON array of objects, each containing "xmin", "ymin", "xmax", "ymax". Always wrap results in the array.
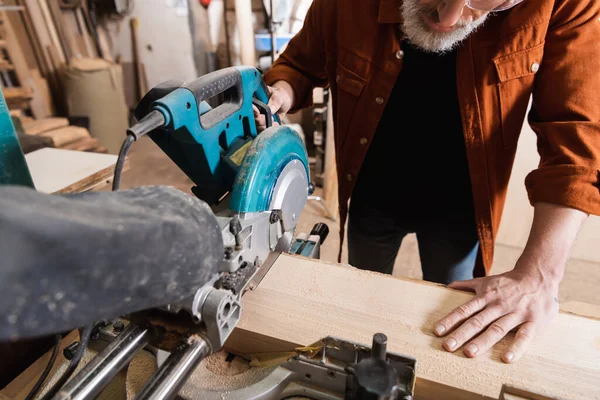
[{"xmin": 264, "ymin": 0, "xmax": 600, "ymax": 276}]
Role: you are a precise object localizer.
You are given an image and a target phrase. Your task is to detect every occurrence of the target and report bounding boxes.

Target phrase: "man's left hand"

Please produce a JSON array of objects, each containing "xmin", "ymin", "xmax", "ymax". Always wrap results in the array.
[{"xmin": 433, "ymin": 268, "xmax": 560, "ymax": 363}]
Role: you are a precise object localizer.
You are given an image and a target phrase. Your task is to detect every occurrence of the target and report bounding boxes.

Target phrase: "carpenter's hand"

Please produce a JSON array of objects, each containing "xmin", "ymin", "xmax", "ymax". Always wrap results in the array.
[
  {"xmin": 253, "ymin": 81, "xmax": 295, "ymax": 132},
  {"xmin": 434, "ymin": 268, "xmax": 559, "ymax": 363}
]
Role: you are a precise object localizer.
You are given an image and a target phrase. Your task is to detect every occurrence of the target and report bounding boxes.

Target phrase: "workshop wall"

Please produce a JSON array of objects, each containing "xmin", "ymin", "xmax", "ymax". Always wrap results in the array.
[{"xmin": 103, "ymin": 0, "xmax": 198, "ymax": 88}]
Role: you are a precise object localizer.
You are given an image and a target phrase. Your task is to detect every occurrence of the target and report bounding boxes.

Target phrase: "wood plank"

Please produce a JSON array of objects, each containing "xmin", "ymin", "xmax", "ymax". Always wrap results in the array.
[
  {"xmin": 46, "ymin": 0, "xmax": 72, "ymax": 60},
  {"xmin": 74, "ymin": 7, "xmax": 95, "ymax": 57},
  {"xmin": 323, "ymin": 93, "xmax": 338, "ymax": 221},
  {"xmin": 61, "ymin": 136, "xmax": 101, "ymax": 151},
  {"xmin": 225, "ymin": 254, "xmax": 600, "ymax": 400},
  {"xmin": 16, "ymin": 0, "xmax": 50, "ymax": 76},
  {"xmin": 22, "ymin": 0, "xmax": 59, "ymax": 71},
  {"xmin": 24, "ymin": 147, "xmax": 125, "ymax": 193},
  {"xmin": 37, "ymin": 125, "xmax": 90, "ymax": 147},
  {"xmin": 1, "ymin": 11, "xmax": 54, "ymax": 118},
  {"xmin": 38, "ymin": 0, "xmax": 66, "ymax": 63},
  {"xmin": 22, "ymin": 116, "xmax": 69, "ymax": 135}
]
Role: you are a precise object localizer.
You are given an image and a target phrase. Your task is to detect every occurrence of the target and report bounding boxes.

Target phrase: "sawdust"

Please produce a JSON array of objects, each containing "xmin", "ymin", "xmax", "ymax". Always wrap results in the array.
[
  {"xmin": 178, "ymin": 349, "xmax": 276, "ymax": 396},
  {"xmin": 125, "ymin": 350, "xmax": 158, "ymax": 399},
  {"xmin": 204, "ymin": 350, "xmax": 250, "ymax": 376}
]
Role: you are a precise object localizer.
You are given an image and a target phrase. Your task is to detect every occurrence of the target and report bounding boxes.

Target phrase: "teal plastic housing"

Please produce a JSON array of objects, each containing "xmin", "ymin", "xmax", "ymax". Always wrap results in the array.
[
  {"xmin": 0, "ymin": 87, "xmax": 34, "ymax": 188},
  {"xmin": 146, "ymin": 65, "xmax": 308, "ymax": 209},
  {"xmin": 230, "ymin": 124, "xmax": 309, "ymax": 213}
]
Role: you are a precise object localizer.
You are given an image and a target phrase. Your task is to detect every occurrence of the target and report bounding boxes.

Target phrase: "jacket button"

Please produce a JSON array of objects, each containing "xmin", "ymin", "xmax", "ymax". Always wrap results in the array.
[
  {"xmin": 531, "ymin": 62, "xmax": 540, "ymax": 73},
  {"xmin": 396, "ymin": 50, "xmax": 404, "ymax": 59},
  {"xmin": 375, "ymin": 97, "xmax": 384, "ymax": 105},
  {"xmin": 360, "ymin": 137, "xmax": 368, "ymax": 145},
  {"xmin": 346, "ymin": 174, "xmax": 353, "ymax": 181}
]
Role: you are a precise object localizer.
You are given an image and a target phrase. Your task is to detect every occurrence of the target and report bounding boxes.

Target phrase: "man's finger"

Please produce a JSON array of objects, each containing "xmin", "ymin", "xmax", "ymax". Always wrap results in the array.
[
  {"xmin": 502, "ymin": 321, "xmax": 536, "ymax": 364},
  {"xmin": 448, "ymin": 278, "xmax": 481, "ymax": 292},
  {"xmin": 462, "ymin": 313, "xmax": 522, "ymax": 358},
  {"xmin": 434, "ymin": 296, "xmax": 486, "ymax": 338},
  {"xmin": 252, "ymin": 104, "xmax": 260, "ymax": 117},
  {"xmin": 267, "ymin": 93, "xmax": 283, "ymax": 114},
  {"xmin": 256, "ymin": 114, "xmax": 266, "ymax": 131},
  {"xmin": 441, "ymin": 306, "xmax": 505, "ymax": 353}
]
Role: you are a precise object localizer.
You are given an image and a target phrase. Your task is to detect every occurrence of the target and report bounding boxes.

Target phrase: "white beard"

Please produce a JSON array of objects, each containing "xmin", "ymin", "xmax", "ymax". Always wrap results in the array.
[{"xmin": 401, "ymin": 0, "xmax": 489, "ymax": 53}]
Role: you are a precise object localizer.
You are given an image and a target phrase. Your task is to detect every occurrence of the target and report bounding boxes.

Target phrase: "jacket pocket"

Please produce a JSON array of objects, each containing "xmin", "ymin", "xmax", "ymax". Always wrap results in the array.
[
  {"xmin": 335, "ymin": 63, "xmax": 366, "ymax": 151},
  {"xmin": 493, "ymin": 43, "xmax": 544, "ymax": 149}
]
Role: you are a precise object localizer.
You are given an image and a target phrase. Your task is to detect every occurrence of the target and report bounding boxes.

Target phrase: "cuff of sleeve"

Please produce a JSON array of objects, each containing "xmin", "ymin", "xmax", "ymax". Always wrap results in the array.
[
  {"xmin": 525, "ymin": 165, "xmax": 600, "ymax": 215},
  {"xmin": 264, "ymin": 65, "xmax": 315, "ymax": 112}
]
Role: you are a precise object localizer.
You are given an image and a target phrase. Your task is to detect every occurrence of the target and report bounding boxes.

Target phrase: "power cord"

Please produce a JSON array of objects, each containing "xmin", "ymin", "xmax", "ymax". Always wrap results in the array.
[
  {"xmin": 24, "ymin": 334, "xmax": 62, "ymax": 400},
  {"xmin": 112, "ymin": 109, "xmax": 166, "ymax": 191},
  {"xmin": 112, "ymin": 134, "xmax": 135, "ymax": 191},
  {"xmin": 40, "ymin": 324, "xmax": 94, "ymax": 400}
]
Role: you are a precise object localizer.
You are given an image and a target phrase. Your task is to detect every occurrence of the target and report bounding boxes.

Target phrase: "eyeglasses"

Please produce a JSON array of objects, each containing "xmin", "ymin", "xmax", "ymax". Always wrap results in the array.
[{"xmin": 465, "ymin": 0, "xmax": 524, "ymax": 12}]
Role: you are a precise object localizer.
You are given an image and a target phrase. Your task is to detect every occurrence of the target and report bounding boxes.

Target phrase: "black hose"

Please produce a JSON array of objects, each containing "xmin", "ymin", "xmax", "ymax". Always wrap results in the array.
[
  {"xmin": 40, "ymin": 324, "xmax": 94, "ymax": 400},
  {"xmin": 24, "ymin": 334, "xmax": 62, "ymax": 400},
  {"xmin": 112, "ymin": 134, "xmax": 135, "ymax": 191}
]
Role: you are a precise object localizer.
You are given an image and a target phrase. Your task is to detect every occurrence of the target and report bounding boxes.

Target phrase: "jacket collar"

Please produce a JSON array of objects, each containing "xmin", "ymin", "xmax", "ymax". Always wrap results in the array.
[{"xmin": 378, "ymin": 0, "xmax": 402, "ymax": 23}]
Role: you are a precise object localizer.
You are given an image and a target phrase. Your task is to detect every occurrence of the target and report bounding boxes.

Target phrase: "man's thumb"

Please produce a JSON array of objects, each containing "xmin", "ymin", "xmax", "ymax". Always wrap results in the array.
[{"xmin": 267, "ymin": 93, "xmax": 283, "ymax": 115}]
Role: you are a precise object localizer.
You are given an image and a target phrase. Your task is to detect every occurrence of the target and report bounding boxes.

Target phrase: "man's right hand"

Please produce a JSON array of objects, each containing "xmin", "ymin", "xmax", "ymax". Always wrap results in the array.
[{"xmin": 253, "ymin": 81, "xmax": 295, "ymax": 132}]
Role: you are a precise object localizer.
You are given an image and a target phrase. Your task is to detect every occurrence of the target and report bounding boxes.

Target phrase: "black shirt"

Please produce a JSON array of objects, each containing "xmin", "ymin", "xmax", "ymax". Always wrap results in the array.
[{"xmin": 351, "ymin": 41, "xmax": 475, "ymax": 227}]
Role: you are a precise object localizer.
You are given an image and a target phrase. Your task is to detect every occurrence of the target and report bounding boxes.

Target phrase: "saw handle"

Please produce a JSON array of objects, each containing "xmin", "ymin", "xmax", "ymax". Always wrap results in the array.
[{"xmin": 185, "ymin": 68, "xmax": 245, "ymax": 130}]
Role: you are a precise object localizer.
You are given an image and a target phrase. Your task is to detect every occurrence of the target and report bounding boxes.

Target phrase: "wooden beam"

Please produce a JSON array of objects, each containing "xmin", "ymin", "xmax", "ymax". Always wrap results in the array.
[
  {"xmin": 322, "ymin": 93, "xmax": 338, "ymax": 221},
  {"xmin": 1, "ymin": 10, "xmax": 54, "ymax": 118},
  {"xmin": 224, "ymin": 254, "xmax": 600, "ymax": 400},
  {"xmin": 38, "ymin": 0, "xmax": 66, "ymax": 63},
  {"xmin": 22, "ymin": 116, "xmax": 69, "ymax": 135}
]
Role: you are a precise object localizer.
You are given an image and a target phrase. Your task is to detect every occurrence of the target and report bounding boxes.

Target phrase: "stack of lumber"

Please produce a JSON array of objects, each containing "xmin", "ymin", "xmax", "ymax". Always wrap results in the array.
[{"xmin": 20, "ymin": 116, "xmax": 107, "ymax": 153}]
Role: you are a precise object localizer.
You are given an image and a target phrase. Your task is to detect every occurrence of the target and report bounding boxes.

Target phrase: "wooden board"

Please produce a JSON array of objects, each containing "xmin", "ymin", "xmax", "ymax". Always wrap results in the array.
[
  {"xmin": 24, "ymin": 147, "xmax": 125, "ymax": 193},
  {"xmin": 61, "ymin": 137, "xmax": 102, "ymax": 152},
  {"xmin": 225, "ymin": 254, "xmax": 600, "ymax": 400},
  {"xmin": 37, "ymin": 125, "xmax": 90, "ymax": 147},
  {"xmin": 22, "ymin": 116, "xmax": 69, "ymax": 135}
]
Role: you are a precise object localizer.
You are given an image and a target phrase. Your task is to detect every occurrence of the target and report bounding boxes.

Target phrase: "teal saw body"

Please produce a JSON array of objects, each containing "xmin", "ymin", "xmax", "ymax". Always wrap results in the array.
[
  {"xmin": 0, "ymin": 87, "xmax": 34, "ymax": 188},
  {"xmin": 135, "ymin": 66, "xmax": 310, "ymax": 212}
]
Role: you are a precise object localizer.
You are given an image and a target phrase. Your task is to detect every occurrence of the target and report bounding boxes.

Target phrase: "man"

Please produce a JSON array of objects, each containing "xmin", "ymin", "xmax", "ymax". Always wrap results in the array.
[{"xmin": 254, "ymin": 0, "xmax": 600, "ymax": 363}]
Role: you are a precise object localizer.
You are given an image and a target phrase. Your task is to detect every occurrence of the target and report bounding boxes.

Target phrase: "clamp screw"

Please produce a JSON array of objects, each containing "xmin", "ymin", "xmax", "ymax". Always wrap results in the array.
[
  {"xmin": 230, "ymin": 216, "xmax": 242, "ymax": 250},
  {"xmin": 269, "ymin": 211, "xmax": 280, "ymax": 224},
  {"xmin": 113, "ymin": 320, "xmax": 124, "ymax": 333},
  {"xmin": 224, "ymin": 247, "xmax": 233, "ymax": 259}
]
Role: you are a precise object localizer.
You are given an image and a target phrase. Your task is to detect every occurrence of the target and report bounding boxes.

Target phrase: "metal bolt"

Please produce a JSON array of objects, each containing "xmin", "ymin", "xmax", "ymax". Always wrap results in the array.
[
  {"xmin": 224, "ymin": 247, "xmax": 233, "ymax": 259},
  {"xmin": 113, "ymin": 320, "xmax": 124, "ymax": 333},
  {"xmin": 269, "ymin": 211, "xmax": 280, "ymax": 224}
]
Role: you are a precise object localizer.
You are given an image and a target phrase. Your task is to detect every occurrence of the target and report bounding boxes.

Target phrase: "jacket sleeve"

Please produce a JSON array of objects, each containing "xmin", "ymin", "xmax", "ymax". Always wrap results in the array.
[
  {"xmin": 525, "ymin": 0, "xmax": 600, "ymax": 215},
  {"xmin": 263, "ymin": 0, "xmax": 329, "ymax": 112}
]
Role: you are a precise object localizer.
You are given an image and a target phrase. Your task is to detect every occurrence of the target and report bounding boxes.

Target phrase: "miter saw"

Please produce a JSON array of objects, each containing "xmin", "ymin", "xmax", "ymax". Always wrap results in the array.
[{"xmin": 0, "ymin": 66, "xmax": 416, "ymax": 399}]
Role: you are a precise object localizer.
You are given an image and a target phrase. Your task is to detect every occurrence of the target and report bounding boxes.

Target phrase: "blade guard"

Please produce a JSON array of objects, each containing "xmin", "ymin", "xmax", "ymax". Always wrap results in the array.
[{"xmin": 230, "ymin": 125, "xmax": 309, "ymax": 213}]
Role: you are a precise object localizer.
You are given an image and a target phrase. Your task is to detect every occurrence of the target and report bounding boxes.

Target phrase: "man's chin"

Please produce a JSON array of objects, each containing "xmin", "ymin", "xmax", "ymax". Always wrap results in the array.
[{"xmin": 401, "ymin": 0, "xmax": 489, "ymax": 54}]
